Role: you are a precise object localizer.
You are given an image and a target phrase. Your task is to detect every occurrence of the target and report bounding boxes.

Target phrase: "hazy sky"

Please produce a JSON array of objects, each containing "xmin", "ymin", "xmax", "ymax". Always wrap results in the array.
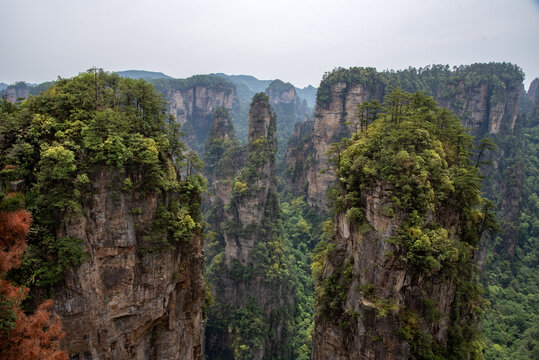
[{"xmin": 1, "ymin": 0, "xmax": 538, "ymax": 88}]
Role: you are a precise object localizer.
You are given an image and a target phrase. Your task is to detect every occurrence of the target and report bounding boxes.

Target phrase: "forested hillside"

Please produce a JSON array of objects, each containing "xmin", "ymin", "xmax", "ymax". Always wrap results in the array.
[{"xmin": 481, "ymin": 79, "xmax": 539, "ymax": 359}]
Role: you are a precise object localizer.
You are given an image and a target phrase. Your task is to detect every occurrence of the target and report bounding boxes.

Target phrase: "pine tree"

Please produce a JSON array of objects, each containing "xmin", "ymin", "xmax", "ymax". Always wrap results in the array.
[{"xmin": 0, "ymin": 194, "xmax": 67, "ymax": 360}]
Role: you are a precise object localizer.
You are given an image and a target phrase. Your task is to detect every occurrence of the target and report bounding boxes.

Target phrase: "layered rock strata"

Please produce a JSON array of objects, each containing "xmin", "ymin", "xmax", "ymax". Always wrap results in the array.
[{"xmin": 52, "ymin": 169, "xmax": 204, "ymax": 360}]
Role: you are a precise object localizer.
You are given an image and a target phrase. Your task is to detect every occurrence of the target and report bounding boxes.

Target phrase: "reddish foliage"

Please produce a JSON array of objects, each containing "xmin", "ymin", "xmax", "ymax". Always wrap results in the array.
[
  {"xmin": 0, "ymin": 210, "xmax": 31, "ymax": 273},
  {"xmin": 0, "ymin": 206, "xmax": 68, "ymax": 360}
]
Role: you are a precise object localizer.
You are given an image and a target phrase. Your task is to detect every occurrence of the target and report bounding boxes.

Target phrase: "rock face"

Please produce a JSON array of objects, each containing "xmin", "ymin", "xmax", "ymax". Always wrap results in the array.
[
  {"xmin": 153, "ymin": 76, "xmax": 237, "ymax": 151},
  {"xmin": 5, "ymin": 83, "xmax": 29, "ymax": 103},
  {"xmin": 284, "ymin": 120, "xmax": 315, "ymax": 195},
  {"xmin": 265, "ymin": 79, "xmax": 312, "ymax": 161},
  {"xmin": 312, "ymin": 208, "xmax": 462, "ymax": 360},
  {"xmin": 52, "ymin": 169, "xmax": 205, "ymax": 360},
  {"xmin": 435, "ymin": 79, "xmax": 521, "ymax": 134},
  {"xmin": 205, "ymin": 94, "xmax": 294, "ymax": 360},
  {"xmin": 306, "ymin": 81, "xmax": 384, "ymax": 209},
  {"xmin": 203, "ymin": 108, "xmax": 243, "ymax": 203},
  {"xmin": 285, "ymin": 65, "xmax": 523, "ymax": 211},
  {"xmin": 528, "ymin": 78, "xmax": 539, "ymax": 114},
  {"xmin": 224, "ymin": 93, "xmax": 279, "ymax": 263},
  {"xmin": 202, "ymin": 107, "xmax": 245, "ymax": 267}
]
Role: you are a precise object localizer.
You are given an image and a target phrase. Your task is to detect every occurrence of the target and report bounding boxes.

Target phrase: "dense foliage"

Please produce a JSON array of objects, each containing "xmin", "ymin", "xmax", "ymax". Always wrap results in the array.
[
  {"xmin": 0, "ymin": 69, "xmax": 203, "ymax": 288},
  {"xmin": 316, "ymin": 63, "xmax": 524, "ymax": 139},
  {"xmin": 279, "ymin": 195, "xmax": 325, "ymax": 360},
  {"xmin": 481, "ymin": 91, "xmax": 539, "ymax": 360}
]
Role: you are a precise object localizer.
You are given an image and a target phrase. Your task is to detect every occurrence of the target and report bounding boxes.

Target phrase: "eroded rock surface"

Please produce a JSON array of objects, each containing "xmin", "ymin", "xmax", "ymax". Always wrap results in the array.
[{"xmin": 52, "ymin": 169, "xmax": 204, "ymax": 360}]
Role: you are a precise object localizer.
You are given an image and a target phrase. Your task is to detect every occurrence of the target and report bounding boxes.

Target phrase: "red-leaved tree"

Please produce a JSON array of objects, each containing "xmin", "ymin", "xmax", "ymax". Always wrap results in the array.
[{"xmin": 0, "ymin": 198, "xmax": 68, "ymax": 360}]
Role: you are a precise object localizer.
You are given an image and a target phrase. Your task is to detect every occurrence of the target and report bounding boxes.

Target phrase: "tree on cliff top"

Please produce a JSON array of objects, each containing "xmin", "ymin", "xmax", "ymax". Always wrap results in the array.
[
  {"xmin": 315, "ymin": 89, "xmax": 497, "ymax": 359},
  {"xmin": 0, "ymin": 193, "xmax": 67, "ymax": 360}
]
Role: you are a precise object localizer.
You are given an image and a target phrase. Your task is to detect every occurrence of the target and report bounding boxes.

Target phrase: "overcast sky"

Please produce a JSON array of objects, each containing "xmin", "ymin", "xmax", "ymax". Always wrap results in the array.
[{"xmin": 1, "ymin": 0, "xmax": 538, "ymax": 89}]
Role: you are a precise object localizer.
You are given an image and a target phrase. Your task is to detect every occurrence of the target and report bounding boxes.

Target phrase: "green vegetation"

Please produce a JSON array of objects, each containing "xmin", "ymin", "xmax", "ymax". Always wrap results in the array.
[
  {"xmin": 316, "ymin": 67, "xmax": 384, "ymax": 107},
  {"xmin": 202, "ymin": 107, "xmax": 243, "ymax": 178},
  {"xmin": 314, "ymin": 88, "xmax": 495, "ymax": 358},
  {"xmin": 316, "ymin": 63, "xmax": 524, "ymax": 139},
  {"xmin": 152, "ymin": 74, "xmax": 235, "ymax": 94},
  {"xmin": 481, "ymin": 95, "xmax": 539, "ymax": 359},
  {"xmin": 0, "ymin": 69, "xmax": 203, "ymax": 288}
]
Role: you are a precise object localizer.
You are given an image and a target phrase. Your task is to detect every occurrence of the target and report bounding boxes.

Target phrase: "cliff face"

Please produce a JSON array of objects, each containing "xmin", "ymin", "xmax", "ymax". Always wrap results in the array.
[
  {"xmin": 285, "ymin": 65, "xmax": 523, "ymax": 211},
  {"xmin": 202, "ymin": 107, "xmax": 244, "ymax": 268},
  {"xmin": 436, "ymin": 79, "xmax": 521, "ymax": 135},
  {"xmin": 205, "ymin": 94, "xmax": 294, "ymax": 360},
  {"xmin": 224, "ymin": 94, "xmax": 279, "ymax": 264},
  {"xmin": 284, "ymin": 120, "xmax": 315, "ymax": 195},
  {"xmin": 265, "ymin": 79, "xmax": 312, "ymax": 162},
  {"xmin": 52, "ymin": 169, "xmax": 204, "ymax": 360},
  {"xmin": 153, "ymin": 77, "xmax": 237, "ymax": 151},
  {"xmin": 5, "ymin": 83, "xmax": 29, "ymax": 103},
  {"xmin": 299, "ymin": 80, "xmax": 384, "ymax": 210},
  {"xmin": 528, "ymin": 78, "xmax": 539, "ymax": 113},
  {"xmin": 312, "ymin": 206, "xmax": 464, "ymax": 359},
  {"xmin": 165, "ymin": 86, "xmax": 235, "ymax": 150}
]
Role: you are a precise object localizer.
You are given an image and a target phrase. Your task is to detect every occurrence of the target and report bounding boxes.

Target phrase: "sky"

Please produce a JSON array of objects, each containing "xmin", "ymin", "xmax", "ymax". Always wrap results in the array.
[{"xmin": 1, "ymin": 0, "xmax": 538, "ymax": 89}]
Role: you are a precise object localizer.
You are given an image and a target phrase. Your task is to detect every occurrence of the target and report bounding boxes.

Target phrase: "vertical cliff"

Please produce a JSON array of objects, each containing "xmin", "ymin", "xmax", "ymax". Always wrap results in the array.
[
  {"xmin": 304, "ymin": 70, "xmax": 385, "ymax": 209},
  {"xmin": 480, "ymin": 77, "xmax": 539, "ymax": 358},
  {"xmin": 205, "ymin": 93, "xmax": 294, "ymax": 360},
  {"xmin": 285, "ymin": 64, "xmax": 523, "ymax": 211},
  {"xmin": 265, "ymin": 79, "xmax": 312, "ymax": 162},
  {"xmin": 284, "ymin": 120, "xmax": 315, "ymax": 196},
  {"xmin": 152, "ymin": 76, "xmax": 238, "ymax": 152},
  {"xmin": 0, "ymin": 71, "xmax": 206, "ymax": 359},
  {"xmin": 3, "ymin": 82, "xmax": 29, "ymax": 103},
  {"xmin": 527, "ymin": 78, "xmax": 539, "ymax": 110},
  {"xmin": 312, "ymin": 90, "xmax": 490, "ymax": 359},
  {"xmin": 52, "ymin": 169, "xmax": 205, "ymax": 360}
]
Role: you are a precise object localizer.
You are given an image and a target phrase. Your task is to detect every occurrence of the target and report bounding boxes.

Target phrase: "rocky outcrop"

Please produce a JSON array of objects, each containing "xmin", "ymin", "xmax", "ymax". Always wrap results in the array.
[
  {"xmin": 153, "ymin": 76, "xmax": 237, "ymax": 151},
  {"xmin": 265, "ymin": 79, "xmax": 312, "ymax": 161},
  {"xmin": 436, "ymin": 79, "xmax": 521, "ymax": 135},
  {"xmin": 310, "ymin": 81, "xmax": 385, "ymax": 209},
  {"xmin": 312, "ymin": 208, "xmax": 463, "ymax": 359},
  {"xmin": 527, "ymin": 78, "xmax": 539, "ymax": 105},
  {"xmin": 527, "ymin": 78, "xmax": 539, "ymax": 116},
  {"xmin": 51, "ymin": 168, "xmax": 204, "ymax": 360},
  {"xmin": 205, "ymin": 94, "xmax": 294, "ymax": 360},
  {"xmin": 4, "ymin": 83, "xmax": 29, "ymax": 103},
  {"xmin": 284, "ymin": 120, "xmax": 315, "ymax": 196},
  {"xmin": 224, "ymin": 93, "xmax": 279, "ymax": 264},
  {"xmin": 202, "ymin": 107, "xmax": 244, "ymax": 268}
]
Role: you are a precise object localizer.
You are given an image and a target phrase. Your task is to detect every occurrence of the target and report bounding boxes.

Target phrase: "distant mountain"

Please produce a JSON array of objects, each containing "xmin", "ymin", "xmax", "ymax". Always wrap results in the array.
[
  {"xmin": 215, "ymin": 73, "xmax": 272, "ymax": 93},
  {"xmin": 215, "ymin": 73, "xmax": 317, "ymax": 112},
  {"xmin": 295, "ymin": 85, "xmax": 316, "ymax": 108},
  {"xmin": 0, "ymin": 83, "xmax": 7, "ymax": 91},
  {"xmin": 117, "ymin": 70, "xmax": 173, "ymax": 80}
]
